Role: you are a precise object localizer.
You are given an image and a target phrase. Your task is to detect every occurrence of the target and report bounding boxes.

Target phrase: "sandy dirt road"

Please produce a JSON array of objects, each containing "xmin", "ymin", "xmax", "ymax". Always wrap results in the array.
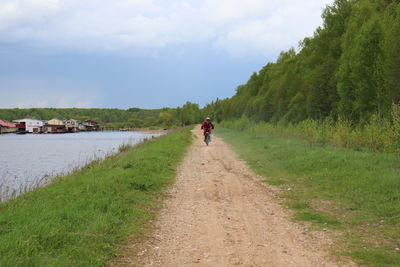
[{"xmin": 126, "ymin": 128, "xmax": 351, "ymax": 267}]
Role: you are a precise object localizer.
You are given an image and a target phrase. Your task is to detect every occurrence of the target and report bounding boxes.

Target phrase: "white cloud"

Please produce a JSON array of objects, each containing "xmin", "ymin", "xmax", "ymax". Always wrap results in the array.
[
  {"xmin": 0, "ymin": 0, "xmax": 61, "ymax": 30},
  {"xmin": 213, "ymin": 0, "xmax": 333, "ymax": 57},
  {"xmin": 0, "ymin": 0, "xmax": 333, "ymax": 57}
]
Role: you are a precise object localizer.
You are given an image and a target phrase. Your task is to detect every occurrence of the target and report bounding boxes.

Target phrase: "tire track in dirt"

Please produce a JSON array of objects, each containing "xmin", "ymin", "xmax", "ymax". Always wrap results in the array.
[{"xmin": 126, "ymin": 128, "xmax": 354, "ymax": 266}]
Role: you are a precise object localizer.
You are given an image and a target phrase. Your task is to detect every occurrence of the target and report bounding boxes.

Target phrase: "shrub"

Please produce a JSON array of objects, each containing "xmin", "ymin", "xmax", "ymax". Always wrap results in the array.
[{"xmin": 221, "ymin": 114, "xmax": 400, "ymax": 154}]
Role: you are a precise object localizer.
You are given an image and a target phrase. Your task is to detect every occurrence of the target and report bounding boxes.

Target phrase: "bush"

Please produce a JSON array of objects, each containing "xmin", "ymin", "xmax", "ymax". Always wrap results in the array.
[{"xmin": 221, "ymin": 113, "xmax": 400, "ymax": 154}]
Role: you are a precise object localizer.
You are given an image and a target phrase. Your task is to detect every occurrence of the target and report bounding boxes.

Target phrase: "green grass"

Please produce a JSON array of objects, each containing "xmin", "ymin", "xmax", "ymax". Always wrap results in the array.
[
  {"xmin": 216, "ymin": 127, "xmax": 400, "ymax": 266},
  {"xmin": 295, "ymin": 211, "xmax": 340, "ymax": 226},
  {"xmin": 263, "ymin": 179, "xmax": 286, "ymax": 186},
  {"xmin": 0, "ymin": 128, "xmax": 192, "ymax": 266}
]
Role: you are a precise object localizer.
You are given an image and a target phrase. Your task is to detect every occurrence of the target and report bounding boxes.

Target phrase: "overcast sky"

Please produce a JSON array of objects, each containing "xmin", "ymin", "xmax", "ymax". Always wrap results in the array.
[{"xmin": 0, "ymin": 0, "xmax": 333, "ymax": 109}]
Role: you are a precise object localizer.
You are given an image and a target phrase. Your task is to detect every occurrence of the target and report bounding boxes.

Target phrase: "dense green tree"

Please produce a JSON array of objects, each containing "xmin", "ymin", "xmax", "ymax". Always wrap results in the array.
[
  {"xmin": 376, "ymin": 2, "xmax": 400, "ymax": 117},
  {"xmin": 205, "ymin": 0, "xmax": 400, "ymax": 126},
  {"xmin": 177, "ymin": 102, "xmax": 202, "ymax": 126}
]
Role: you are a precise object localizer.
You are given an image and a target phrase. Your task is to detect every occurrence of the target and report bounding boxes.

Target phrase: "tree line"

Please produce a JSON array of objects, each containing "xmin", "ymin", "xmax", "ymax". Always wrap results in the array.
[
  {"xmin": 204, "ymin": 0, "xmax": 400, "ymax": 125},
  {"xmin": 0, "ymin": 102, "xmax": 204, "ymax": 129}
]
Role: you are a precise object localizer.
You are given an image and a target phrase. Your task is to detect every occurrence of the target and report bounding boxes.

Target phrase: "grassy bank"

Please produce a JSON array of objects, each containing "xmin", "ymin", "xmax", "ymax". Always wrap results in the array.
[
  {"xmin": 220, "ymin": 106, "xmax": 400, "ymax": 154},
  {"xmin": 217, "ymin": 128, "xmax": 400, "ymax": 266},
  {"xmin": 0, "ymin": 128, "xmax": 192, "ymax": 266}
]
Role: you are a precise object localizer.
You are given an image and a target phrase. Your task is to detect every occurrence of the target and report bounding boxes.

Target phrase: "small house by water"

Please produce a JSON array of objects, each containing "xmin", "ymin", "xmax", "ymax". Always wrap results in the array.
[
  {"xmin": 0, "ymin": 120, "xmax": 17, "ymax": 134},
  {"xmin": 44, "ymin": 118, "xmax": 66, "ymax": 133},
  {"xmin": 13, "ymin": 118, "xmax": 44, "ymax": 133},
  {"xmin": 65, "ymin": 119, "xmax": 78, "ymax": 132},
  {"xmin": 78, "ymin": 120, "xmax": 100, "ymax": 131}
]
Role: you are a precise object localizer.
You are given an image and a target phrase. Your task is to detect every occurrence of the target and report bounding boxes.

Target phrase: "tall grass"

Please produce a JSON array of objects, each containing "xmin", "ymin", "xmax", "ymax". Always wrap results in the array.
[
  {"xmin": 221, "ymin": 103, "xmax": 400, "ymax": 154},
  {"xmin": 0, "ymin": 128, "xmax": 192, "ymax": 266}
]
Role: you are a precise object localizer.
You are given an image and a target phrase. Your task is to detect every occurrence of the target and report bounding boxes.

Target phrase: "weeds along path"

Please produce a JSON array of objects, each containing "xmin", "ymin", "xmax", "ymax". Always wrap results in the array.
[{"xmin": 136, "ymin": 128, "xmax": 349, "ymax": 266}]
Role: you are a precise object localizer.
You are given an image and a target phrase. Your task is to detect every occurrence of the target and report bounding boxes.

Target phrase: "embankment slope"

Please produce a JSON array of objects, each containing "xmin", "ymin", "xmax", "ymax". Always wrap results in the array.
[{"xmin": 0, "ymin": 128, "xmax": 192, "ymax": 266}]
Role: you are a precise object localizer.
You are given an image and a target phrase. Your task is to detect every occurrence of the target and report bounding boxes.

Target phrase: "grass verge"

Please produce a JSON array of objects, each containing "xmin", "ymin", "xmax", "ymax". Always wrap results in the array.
[
  {"xmin": 216, "ymin": 127, "xmax": 400, "ymax": 266},
  {"xmin": 0, "ymin": 128, "xmax": 192, "ymax": 266}
]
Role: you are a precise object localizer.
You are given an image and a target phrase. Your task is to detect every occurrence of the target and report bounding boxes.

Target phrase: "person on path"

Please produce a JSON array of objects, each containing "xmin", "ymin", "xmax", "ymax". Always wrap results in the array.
[{"xmin": 201, "ymin": 117, "xmax": 214, "ymax": 142}]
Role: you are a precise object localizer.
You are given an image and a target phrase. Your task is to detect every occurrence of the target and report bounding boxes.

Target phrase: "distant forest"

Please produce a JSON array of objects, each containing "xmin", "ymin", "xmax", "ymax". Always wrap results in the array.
[
  {"xmin": 204, "ymin": 0, "xmax": 400, "ymax": 124},
  {"xmin": 0, "ymin": 102, "xmax": 203, "ymax": 128}
]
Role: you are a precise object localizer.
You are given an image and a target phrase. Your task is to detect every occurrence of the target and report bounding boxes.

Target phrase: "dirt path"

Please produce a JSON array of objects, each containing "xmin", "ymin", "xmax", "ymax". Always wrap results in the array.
[{"xmin": 129, "ymin": 128, "xmax": 351, "ymax": 266}]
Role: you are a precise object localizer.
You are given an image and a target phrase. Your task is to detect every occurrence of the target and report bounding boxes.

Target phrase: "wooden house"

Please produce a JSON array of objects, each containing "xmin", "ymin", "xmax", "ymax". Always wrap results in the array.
[
  {"xmin": 44, "ymin": 118, "xmax": 66, "ymax": 133},
  {"xmin": 13, "ymin": 118, "xmax": 44, "ymax": 133},
  {"xmin": 85, "ymin": 120, "xmax": 100, "ymax": 131},
  {"xmin": 78, "ymin": 120, "xmax": 100, "ymax": 131},
  {"xmin": 78, "ymin": 122, "xmax": 87, "ymax": 131},
  {"xmin": 64, "ymin": 119, "xmax": 78, "ymax": 132},
  {"xmin": 0, "ymin": 120, "xmax": 17, "ymax": 134}
]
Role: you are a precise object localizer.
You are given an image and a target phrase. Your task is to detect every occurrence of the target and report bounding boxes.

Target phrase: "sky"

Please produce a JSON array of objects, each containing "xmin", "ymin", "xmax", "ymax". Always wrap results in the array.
[{"xmin": 0, "ymin": 0, "xmax": 334, "ymax": 109}]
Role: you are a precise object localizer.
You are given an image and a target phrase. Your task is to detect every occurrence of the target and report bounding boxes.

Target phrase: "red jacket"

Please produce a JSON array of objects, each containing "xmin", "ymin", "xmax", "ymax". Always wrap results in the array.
[{"xmin": 201, "ymin": 121, "xmax": 214, "ymax": 134}]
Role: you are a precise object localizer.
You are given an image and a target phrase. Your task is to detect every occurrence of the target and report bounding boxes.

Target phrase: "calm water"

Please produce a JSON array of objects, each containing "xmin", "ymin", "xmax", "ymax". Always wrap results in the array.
[{"xmin": 0, "ymin": 131, "xmax": 161, "ymax": 200}]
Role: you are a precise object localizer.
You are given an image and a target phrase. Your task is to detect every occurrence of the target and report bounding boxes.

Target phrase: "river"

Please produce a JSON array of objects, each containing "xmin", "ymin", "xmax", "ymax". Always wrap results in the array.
[{"xmin": 0, "ymin": 131, "xmax": 161, "ymax": 201}]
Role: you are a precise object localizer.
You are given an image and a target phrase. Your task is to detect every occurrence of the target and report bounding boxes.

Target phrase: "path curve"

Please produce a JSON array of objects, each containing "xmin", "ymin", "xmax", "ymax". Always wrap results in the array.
[{"xmin": 131, "ymin": 128, "xmax": 351, "ymax": 266}]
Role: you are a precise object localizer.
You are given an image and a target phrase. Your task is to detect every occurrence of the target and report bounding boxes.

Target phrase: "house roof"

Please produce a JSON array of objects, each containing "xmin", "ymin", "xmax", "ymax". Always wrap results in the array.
[
  {"xmin": 13, "ymin": 118, "xmax": 41, "ymax": 123},
  {"xmin": 0, "ymin": 120, "xmax": 16, "ymax": 128},
  {"xmin": 46, "ymin": 118, "xmax": 64, "ymax": 125}
]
